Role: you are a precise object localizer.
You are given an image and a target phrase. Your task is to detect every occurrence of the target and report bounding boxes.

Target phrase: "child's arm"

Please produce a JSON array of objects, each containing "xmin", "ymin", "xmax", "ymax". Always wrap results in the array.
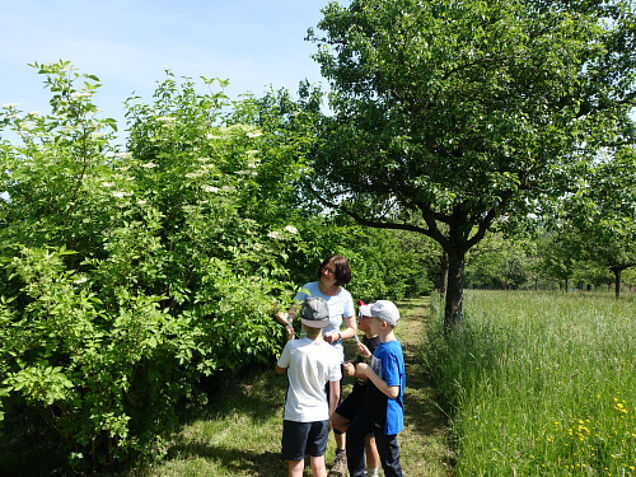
[
  {"xmin": 328, "ymin": 380, "xmax": 340, "ymax": 427},
  {"xmin": 275, "ymin": 342, "xmax": 291, "ymax": 374},
  {"xmin": 355, "ymin": 362, "xmax": 399, "ymax": 399},
  {"xmin": 343, "ymin": 361, "xmax": 355, "ymax": 377}
]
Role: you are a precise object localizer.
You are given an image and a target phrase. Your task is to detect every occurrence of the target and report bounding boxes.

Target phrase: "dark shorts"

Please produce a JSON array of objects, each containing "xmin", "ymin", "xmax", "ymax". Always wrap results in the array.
[
  {"xmin": 281, "ymin": 420, "xmax": 329, "ymax": 461},
  {"xmin": 335, "ymin": 385, "xmax": 365, "ymax": 421}
]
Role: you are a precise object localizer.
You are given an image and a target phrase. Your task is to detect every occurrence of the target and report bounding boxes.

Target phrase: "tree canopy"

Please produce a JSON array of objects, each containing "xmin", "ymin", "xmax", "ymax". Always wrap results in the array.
[{"xmin": 307, "ymin": 0, "xmax": 636, "ymax": 332}]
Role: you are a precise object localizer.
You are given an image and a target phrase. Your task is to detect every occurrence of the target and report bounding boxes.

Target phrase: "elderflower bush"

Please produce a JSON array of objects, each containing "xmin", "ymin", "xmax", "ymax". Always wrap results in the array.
[{"xmin": 0, "ymin": 63, "xmax": 310, "ymax": 470}]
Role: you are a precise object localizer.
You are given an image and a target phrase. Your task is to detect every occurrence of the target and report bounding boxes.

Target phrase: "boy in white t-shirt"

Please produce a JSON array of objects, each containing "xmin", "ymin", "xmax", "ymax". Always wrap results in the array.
[{"xmin": 276, "ymin": 297, "xmax": 342, "ymax": 477}]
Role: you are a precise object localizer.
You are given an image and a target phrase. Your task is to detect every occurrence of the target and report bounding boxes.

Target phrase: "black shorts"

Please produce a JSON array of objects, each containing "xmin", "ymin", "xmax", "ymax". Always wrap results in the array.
[
  {"xmin": 281, "ymin": 420, "xmax": 329, "ymax": 461},
  {"xmin": 335, "ymin": 385, "xmax": 365, "ymax": 421}
]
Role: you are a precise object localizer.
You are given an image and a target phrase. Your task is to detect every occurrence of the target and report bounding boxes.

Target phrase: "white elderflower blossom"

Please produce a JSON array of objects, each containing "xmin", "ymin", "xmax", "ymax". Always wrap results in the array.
[
  {"xmin": 284, "ymin": 225, "xmax": 298, "ymax": 235},
  {"xmin": 247, "ymin": 130, "xmax": 262, "ymax": 138},
  {"xmin": 70, "ymin": 92, "xmax": 91, "ymax": 99},
  {"xmin": 74, "ymin": 276, "xmax": 88, "ymax": 284},
  {"xmin": 102, "ymin": 182, "xmax": 115, "ymax": 188},
  {"xmin": 21, "ymin": 121, "xmax": 36, "ymax": 130},
  {"xmin": 206, "ymin": 133, "xmax": 223, "ymax": 140},
  {"xmin": 28, "ymin": 111, "xmax": 41, "ymax": 117},
  {"xmin": 140, "ymin": 162, "xmax": 157, "ymax": 169},
  {"xmin": 202, "ymin": 185, "xmax": 219, "ymax": 193},
  {"xmin": 2, "ymin": 103, "xmax": 20, "ymax": 109},
  {"xmin": 137, "ymin": 199, "xmax": 147, "ymax": 206},
  {"xmin": 267, "ymin": 231, "xmax": 283, "ymax": 240},
  {"xmin": 91, "ymin": 131, "xmax": 106, "ymax": 139},
  {"xmin": 112, "ymin": 191, "xmax": 133, "ymax": 198},
  {"xmin": 227, "ymin": 124, "xmax": 252, "ymax": 133},
  {"xmin": 115, "ymin": 152, "xmax": 132, "ymax": 159},
  {"xmin": 156, "ymin": 116, "xmax": 175, "ymax": 122}
]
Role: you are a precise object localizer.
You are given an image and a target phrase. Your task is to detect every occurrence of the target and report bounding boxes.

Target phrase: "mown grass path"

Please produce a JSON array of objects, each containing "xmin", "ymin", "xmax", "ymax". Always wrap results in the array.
[
  {"xmin": 137, "ymin": 297, "xmax": 453, "ymax": 477},
  {"xmin": 395, "ymin": 298, "xmax": 454, "ymax": 477}
]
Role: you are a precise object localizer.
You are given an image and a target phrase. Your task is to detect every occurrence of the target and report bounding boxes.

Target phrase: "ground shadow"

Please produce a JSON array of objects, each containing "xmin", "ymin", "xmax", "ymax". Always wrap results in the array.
[{"xmin": 165, "ymin": 442, "xmax": 285, "ymax": 477}]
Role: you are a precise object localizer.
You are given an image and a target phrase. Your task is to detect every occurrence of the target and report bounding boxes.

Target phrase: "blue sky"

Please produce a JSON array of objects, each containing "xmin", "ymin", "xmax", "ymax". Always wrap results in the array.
[{"xmin": 1, "ymin": 1, "xmax": 339, "ymax": 134}]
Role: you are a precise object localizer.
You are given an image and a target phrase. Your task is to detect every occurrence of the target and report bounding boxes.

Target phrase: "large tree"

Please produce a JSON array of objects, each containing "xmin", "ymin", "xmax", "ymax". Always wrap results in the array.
[{"xmin": 307, "ymin": 0, "xmax": 635, "ymax": 333}]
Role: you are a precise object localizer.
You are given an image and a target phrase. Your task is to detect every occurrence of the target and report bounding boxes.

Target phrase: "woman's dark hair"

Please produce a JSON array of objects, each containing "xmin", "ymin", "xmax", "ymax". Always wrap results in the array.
[{"xmin": 317, "ymin": 254, "xmax": 351, "ymax": 286}]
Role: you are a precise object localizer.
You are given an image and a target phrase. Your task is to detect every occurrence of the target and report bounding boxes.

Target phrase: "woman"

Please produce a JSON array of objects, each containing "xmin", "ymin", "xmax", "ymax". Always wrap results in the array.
[{"xmin": 276, "ymin": 254, "xmax": 357, "ymax": 476}]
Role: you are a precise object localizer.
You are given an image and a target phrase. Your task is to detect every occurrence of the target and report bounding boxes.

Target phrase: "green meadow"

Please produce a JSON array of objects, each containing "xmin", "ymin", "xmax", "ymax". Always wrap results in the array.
[{"xmin": 424, "ymin": 290, "xmax": 636, "ymax": 477}]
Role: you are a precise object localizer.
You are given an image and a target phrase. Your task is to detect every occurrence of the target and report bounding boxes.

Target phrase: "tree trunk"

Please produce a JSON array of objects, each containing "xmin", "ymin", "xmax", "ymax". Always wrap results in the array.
[
  {"xmin": 565, "ymin": 276, "xmax": 569, "ymax": 292},
  {"xmin": 439, "ymin": 252, "xmax": 449, "ymax": 299},
  {"xmin": 612, "ymin": 267, "xmax": 621, "ymax": 299},
  {"xmin": 444, "ymin": 247, "xmax": 465, "ymax": 335}
]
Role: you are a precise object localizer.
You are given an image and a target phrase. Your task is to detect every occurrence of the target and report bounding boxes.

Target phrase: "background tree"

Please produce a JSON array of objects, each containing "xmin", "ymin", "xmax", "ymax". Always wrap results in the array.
[
  {"xmin": 565, "ymin": 146, "xmax": 636, "ymax": 298},
  {"xmin": 535, "ymin": 229, "xmax": 583, "ymax": 292},
  {"xmin": 464, "ymin": 232, "xmax": 530, "ymax": 290},
  {"xmin": 307, "ymin": 0, "xmax": 636, "ymax": 333}
]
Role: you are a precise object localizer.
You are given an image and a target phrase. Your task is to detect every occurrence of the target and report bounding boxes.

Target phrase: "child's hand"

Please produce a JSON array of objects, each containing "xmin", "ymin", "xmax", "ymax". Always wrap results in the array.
[
  {"xmin": 343, "ymin": 361, "xmax": 355, "ymax": 377},
  {"xmin": 355, "ymin": 362, "xmax": 369, "ymax": 377},
  {"xmin": 357, "ymin": 342, "xmax": 371, "ymax": 359}
]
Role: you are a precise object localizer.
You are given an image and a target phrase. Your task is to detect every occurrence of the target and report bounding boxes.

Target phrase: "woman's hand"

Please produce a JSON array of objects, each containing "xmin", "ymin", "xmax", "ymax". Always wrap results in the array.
[
  {"xmin": 276, "ymin": 311, "xmax": 290, "ymax": 325},
  {"xmin": 275, "ymin": 307, "xmax": 297, "ymax": 341},
  {"xmin": 324, "ymin": 331, "xmax": 341, "ymax": 344},
  {"xmin": 284, "ymin": 324, "xmax": 295, "ymax": 341}
]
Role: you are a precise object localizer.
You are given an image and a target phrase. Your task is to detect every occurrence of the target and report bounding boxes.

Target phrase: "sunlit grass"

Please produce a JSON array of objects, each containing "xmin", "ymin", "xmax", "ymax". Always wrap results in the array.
[{"xmin": 424, "ymin": 290, "xmax": 636, "ymax": 477}]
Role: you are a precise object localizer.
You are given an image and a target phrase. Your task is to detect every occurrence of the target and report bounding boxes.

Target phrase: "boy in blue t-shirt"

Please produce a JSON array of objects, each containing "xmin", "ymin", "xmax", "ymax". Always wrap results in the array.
[{"xmin": 346, "ymin": 300, "xmax": 405, "ymax": 477}]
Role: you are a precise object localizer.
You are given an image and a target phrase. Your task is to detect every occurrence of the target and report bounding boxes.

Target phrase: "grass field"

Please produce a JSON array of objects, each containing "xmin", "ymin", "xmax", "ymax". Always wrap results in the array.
[
  {"xmin": 126, "ymin": 290, "xmax": 635, "ymax": 476},
  {"xmin": 132, "ymin": 297, "xmax": 452, "ymax": 477},
  {"xmin": 424, "ymin": 290, "xmax": 636, "ymax": 477}
]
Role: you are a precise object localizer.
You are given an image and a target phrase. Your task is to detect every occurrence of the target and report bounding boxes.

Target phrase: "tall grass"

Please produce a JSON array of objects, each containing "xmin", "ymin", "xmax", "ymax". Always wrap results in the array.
[{"xmin": 423, "ymin": 290, "xmax": 636, "ymax": 476}]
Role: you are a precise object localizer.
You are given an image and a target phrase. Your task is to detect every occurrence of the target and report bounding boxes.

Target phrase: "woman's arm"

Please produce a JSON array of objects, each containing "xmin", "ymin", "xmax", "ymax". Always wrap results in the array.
[
  {"xmin": 276, "ymin": 304, "xmax": 298, "ymax": 341},
  {"xmin": 324, "ymin": 314, "xmax": 357, "ymax": 343}
]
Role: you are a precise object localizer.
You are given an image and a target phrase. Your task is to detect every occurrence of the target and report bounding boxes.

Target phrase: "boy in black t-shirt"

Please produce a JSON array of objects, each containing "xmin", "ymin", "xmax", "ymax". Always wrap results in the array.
[
  {"xmin": 332, "ymin": 300, "xmax": 380, "ymax": 477},
  {"xmin": 347, "ymin": 300, "xmax": 405, "ymax": 477}
]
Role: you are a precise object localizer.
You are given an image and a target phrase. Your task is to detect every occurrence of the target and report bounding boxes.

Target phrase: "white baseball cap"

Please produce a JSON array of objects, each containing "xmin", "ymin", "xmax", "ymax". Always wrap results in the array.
[
  {"xmin": 358, "ymin": 304, "xmax": 373, "ymax": 317},
  {"xmin": 370, "ymin": 300, "xmax": 400, "ymax": 326}
]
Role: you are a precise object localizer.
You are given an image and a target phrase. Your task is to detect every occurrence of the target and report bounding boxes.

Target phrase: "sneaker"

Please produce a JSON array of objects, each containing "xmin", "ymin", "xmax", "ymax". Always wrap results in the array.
[{"xmin": 329, "ymin": 450, "xmax": 347, "ymax": 476}]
